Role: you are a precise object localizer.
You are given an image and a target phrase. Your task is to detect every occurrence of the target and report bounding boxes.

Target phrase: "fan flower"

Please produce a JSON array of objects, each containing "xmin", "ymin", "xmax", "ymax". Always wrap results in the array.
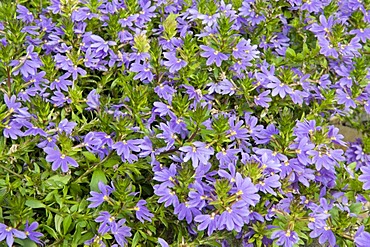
[
  {"xmin": 199, "ymin": 45, "xmax": 228, "ymax": 67},
  {"xmin": 179, "ymin": 141, "xmax": 214, "ymax": 168},
  {"xmin": 0, "ymin": 223, "xmax": 27, "ymax": 247},
  {"xmin": 87, "ymin": 181, "xmax": 115, "ymax": 208},
  {"xmin": 135, "ymin": 200, "xmax": 154, "ymax": 223},
  {"xmin": 44, "ymin": 147, "xmax": 79, "ymax": 172}
]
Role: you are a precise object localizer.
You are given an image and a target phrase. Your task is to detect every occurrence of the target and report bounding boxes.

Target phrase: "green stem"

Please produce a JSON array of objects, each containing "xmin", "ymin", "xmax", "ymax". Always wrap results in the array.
[
  {"xmin": 6, "ymin": 67, "xmax": 11, "ymax": 93},
  {"xmin": 75, "ymin": 152, "xmax": 114, "ymax": 183},
  {"xmin": 0, "ymin": 163, "xmax": 23, "ymax": 178}
]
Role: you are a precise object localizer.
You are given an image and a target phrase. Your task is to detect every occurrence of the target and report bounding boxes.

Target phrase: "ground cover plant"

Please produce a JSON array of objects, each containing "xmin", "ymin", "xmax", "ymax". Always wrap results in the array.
[{"xmin": 0, "ymin": 0, "xmax": 370, "ymax": 246}]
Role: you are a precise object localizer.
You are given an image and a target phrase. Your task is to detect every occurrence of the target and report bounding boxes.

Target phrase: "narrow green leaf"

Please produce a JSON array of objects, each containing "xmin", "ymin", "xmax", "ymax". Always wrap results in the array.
[
  {"xmin": 55, "ymin": 214, "xmax": 63, "ymax": 234},
  {"xmin": 132, "ymin": 231, "xmax": 141, "ymax": 247},
  {"xmin": 63, "ymin": 215, "xmax": 72, "ymax": 235},
  {"xmin": 25, "ymin": 199, "xmax": 45, "ymax": 209}
]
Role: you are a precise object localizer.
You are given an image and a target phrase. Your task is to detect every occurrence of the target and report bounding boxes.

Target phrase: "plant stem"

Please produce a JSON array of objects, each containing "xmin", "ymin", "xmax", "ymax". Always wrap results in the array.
[
  {"xmin": 0, "ymin": 163, "xmax": 23, "ymax": 178},
  {"xmin": 75, "ymin": 152, "xmax": 114, "ymax": 183}
]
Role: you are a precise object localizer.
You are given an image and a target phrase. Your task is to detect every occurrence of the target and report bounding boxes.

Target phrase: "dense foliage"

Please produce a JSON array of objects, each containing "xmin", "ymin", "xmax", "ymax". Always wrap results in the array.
[{"xmin": 0, "ymin": 0, "xmax": 370, "ymax": 246}]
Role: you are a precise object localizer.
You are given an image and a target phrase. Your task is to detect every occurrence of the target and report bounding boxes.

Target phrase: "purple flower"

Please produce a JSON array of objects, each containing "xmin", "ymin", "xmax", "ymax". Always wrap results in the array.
[
  {"xmin": 200, "ymin": 45, "xmax": 228, "ymax": 67},
  {"xmin": 158, "ymin": 238, "xmax": 169, "ymax": 247},
  {"xmin": 3, "ymin": 121, "xmax": 23, "ymax": 140},
  {"xmin": 232, "ymin": 38, "xmax": 259, "ymax": 60},
  {"xmin": 16, "ymin": 5, "xmax": 34, "ymax": 23},
  {"xmin": 233, "ymin": 173, "xmax": 260, "ymax": 206},
  {"xmin": 4, "ymin": 94, "xmax": 21, "ymax": 113},
  {"xmin": 267, "ymin": 81, "xmax": 293, "ymax": 98},
  {"xmin": 198, "ymin": 13, "xmax": 220, "ymax": 26},
  {"xmin": 23, "ymin": 122, "xmax": 47, "ymax": 137},
  {"xmin": 130, "ymin": 62, "xmax": 154, "ymax": 82},
  {"xmin": 359, "ymin": 166, "xmax": 370, "ymax": 190},
  {"xmin": 309, "ymin": 15, "xmax": 334, "ymax": 36},
  {"xmin": 153, "ymin": 183, "xmax": 179, "ymax": 208},
  {"xmin": 336, "ymin": 89, "xmax": 356, "ymax": 109},
  {"xmin": 48, "ymin": 0, "xmax": 62, "ymax": 14},
  {"xmin": 154, "ymin": 163, "xmax": 177, "ymax": 187},
  {"xmin": 301, "ymin": 0, "xmax": 323, "ymax": 13},
  {"xmin": 95, "ymin": 211, "xmax": 113, "ymax": 231},
  {"xmin": 188, "ymin": 181, "xmax": 209, "ymax": 209},
  {"xmin": 86, "ymin": 89, "xmax": 100, "ymax": 111},
  {"xmin": 258, "ymin": 153, "xmax": 282, "ymax": 172},
  {"xmin": 307, "ymin": 146, "xmax": 338, "ymax": 171},
  {"xmin": 71, "ymin": 65, "xmax": 87, "ymax": 81},
  {"xmin": 355, "ymin": 226, "xmax": 370, "ymax": 247},
  {"xmin": 256, "ymin": 124, "xmax": 279, "ymax": 144},
  {"xmin": 257, "ymin": 65, "xmax": 280, "ymax": 84},
  {"xmin": 54, "ymin": 54, "xmax": 73, "ymax": 70},
  {"xmin": 154, "ymin": 84, "xmax": 176, "ymax": 103},
  {"xmin": 216, "ymin": 148, "xmax": 239, "ymax": 168},
  {"xmin": 137, "ymin": 1, "xmax": 156, "ymax": 24},
  {"xmin": 37, "ymin": 136, "xmax": 57, "ymax": 149},
  {"xmin": 110, "ymin": 219, "xmax": 132, "ymax": 246},
  {"xmin": 71, "ymin": 7, "xmax": 98, "ymax": 22},
  {"xmin": 157, "ymin": 122, "xmax": 179, "ymax": 150},
  {"xmin": 51, "ymin": 90, "xmax": 71, "ymax": 107},
  {"xmin": 87, "ymin": 181, "xmax": 115, "ymax": 208},
  {"xmin": 84, "ymin": 235, "xmax": 106, "ymax": 247},
  {"xmin": 95, "ymin": 211, "xmax": 115, "ymax": 234},
  {"xmin": 271, "ymin": 229, "xmax": 299, "ymax": 247},
  {"xmin": 11, "ymin": 45, "xmax": 42, "ymax": 77},
  {"xmin": 350, "ymin": 28, "xmax": 370, "ymax": 43},
  {"xmin": 244, "ymin": 113, "xmax": 263, "ymax": 137},
  {"xmin": 0, "ymin": 223, "xmax": 27, "ymax": 247},
  {"xmin": 83, "ymin": 132, "xmax": 102, "ymax": 153},
  {"xmin": 318, "ymin": 36, "xmax": 338, "ymax": 58},
  {"xmin": 208, "ymin": 79, "xmax": 236, "ymax": 95},
  {"xmin": 309, "ymin": 222, "xmax": 336, "ymax": 247},
  {"xmin": 119, "ymin": 15, "xmax": 138, "ymax": 27},
  {"xmin": 153, "ymin": 102, "xmax": 174, "ymax": 117},
  {"xmin": 174, "ymin": 202, "xmax": 201, "ymax": 224},
  {"xmin": 24, "ymin": 221, "xmax": 43, "ymax": 244},
  {"xmin": 289, "ymin": 137, "xmax": 314, "ymax": 165},
  {"xmin": 163, "ymin": 52, "xmax": 187, "ymax": 73},
  {"xmin": 112, "ymin": 139, "xmax": 142, "ymax": 162},
  {"xmin": 194, "ymin": 213, "xmax": 219, "ymax": 236},
  {"xmin": 90, "ymin": 34, "xmax": 116, "ymax": 53},
  {"xmin": 50, "ymin": 73, "xmax": 73, "ymax": 91},
  {"xmin": 256, "ymin": 175, "xmax": 281, "ymax": 196},
  {"xmin": 254, "ymin": 90, "xmax": 271, "ymax": 107},
  {"xmin": 218, "ymin": 201, "xmax": 249, "ymax": 232},
  {"xmin": 44, "ymin": 147, "xmax": 79, "ymax": 172},
  {"xmin": 179, "ymin": 141, "xmax": 214, "ymax": 168},
  {"xmin": 135, "ymin": 200, "xmax": 154, "ymax": 223},
  {"xmin": 227, "ymin": 117, "xmax": 248, "ymax": 140},
  {"xmin": 58, "ymin": 119, "xmax": 77, "ymax": 135}
]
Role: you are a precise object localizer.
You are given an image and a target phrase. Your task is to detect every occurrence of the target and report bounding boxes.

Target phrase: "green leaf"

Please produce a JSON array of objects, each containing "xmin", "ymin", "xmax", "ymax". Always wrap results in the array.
[
  {"xmin": 132, "ymin": 231, "xmax": 141, "ymax": 247},
  {"xmin": 90, "ymin": 169, "xmax": 107, "ymax": 191},
  {"xmin": 82, "ymin": 151, "xmax": 98, "ymax": 162},
  {"xmin": 43, "ymin": 225, "xmax": 58, "ymax": 239},
  {"xmin": 25, "ymin": 199, "xmax": 45, "ymax": 209},
  {"xmin": 349, "ymin": 203, "xmax": 363, "ymax": 215},
  {"xmin": 163, "ymin": 13, "xmax": 178, "ymax": 39},
  {"xmin": 63, "ymin": 215, "xmax": 72, "ymax": 235},
  {"xmin": 14, "ymin": 238, "xmax": 38, "ymax": 247},
  {"xmin": 285, "ymin": 47, "xmax": 296, "ymax": 58},
  {"xmin": 55, "ymin": 214, "xmax": 64, "ymax": 235},
  {"xmin": 44, "ymin": 174, "xmax": 71, "ymax": 189},
  {"xmin": 72, "ymin": 224, "xmax": 82, "ymax": 245}
]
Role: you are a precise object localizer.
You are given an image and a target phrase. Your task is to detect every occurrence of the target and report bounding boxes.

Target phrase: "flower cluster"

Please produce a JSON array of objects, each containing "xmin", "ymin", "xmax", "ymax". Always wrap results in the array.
[{"xmin": 0, "ymin": 0, "xmax": 369, "ymax": 246}]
